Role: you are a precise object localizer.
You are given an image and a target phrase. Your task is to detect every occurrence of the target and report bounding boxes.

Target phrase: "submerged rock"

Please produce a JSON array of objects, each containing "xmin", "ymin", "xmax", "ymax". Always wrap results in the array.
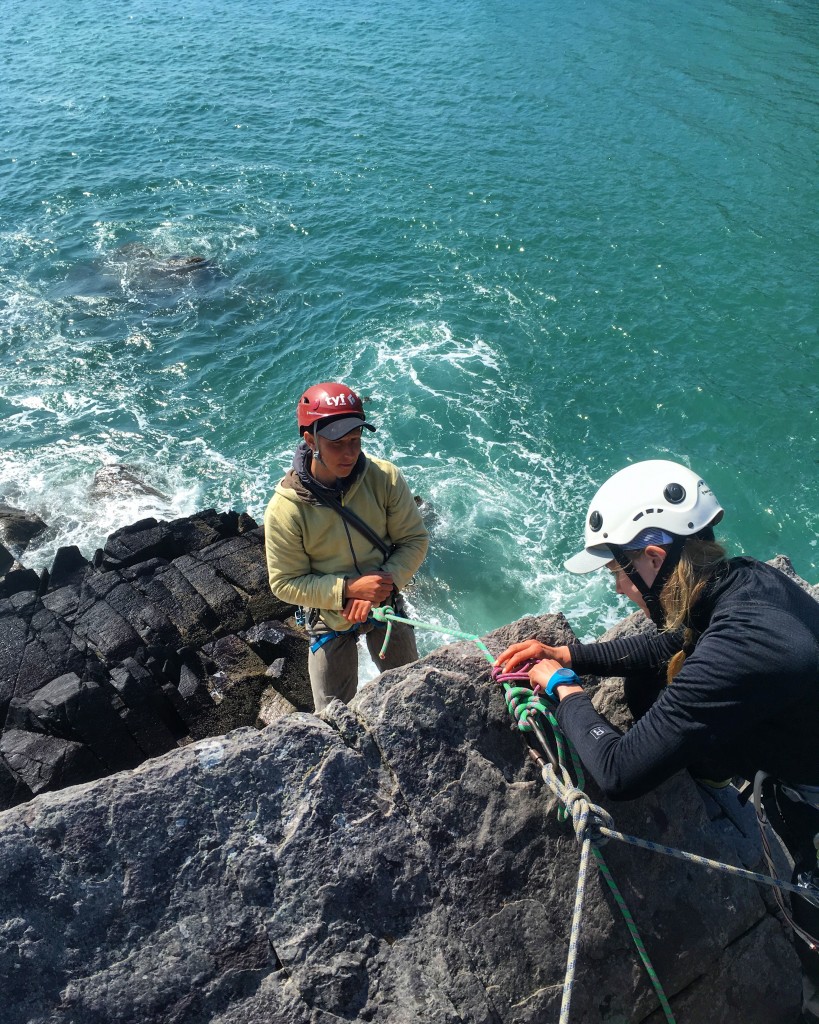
[{"xmin": 90, "ymin": 463, "xmax": 171, "ymax": 503}]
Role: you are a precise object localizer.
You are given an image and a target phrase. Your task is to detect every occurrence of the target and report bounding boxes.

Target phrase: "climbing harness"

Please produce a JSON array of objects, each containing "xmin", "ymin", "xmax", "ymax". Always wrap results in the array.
[
  {"xmin": 306, "ymin": 595, "xmax": 404, "ymax": 655},
  {"xmin": 369, "ymin": 604, "xmax": 819, "ymax": 1024},
  {"xmin": 308, "ymin": 621, "xmax": 362, "ymax": 654}
]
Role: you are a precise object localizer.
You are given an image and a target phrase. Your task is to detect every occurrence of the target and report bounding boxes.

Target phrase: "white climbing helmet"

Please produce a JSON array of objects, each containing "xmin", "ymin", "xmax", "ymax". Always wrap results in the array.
[{"xmin": 564, "ymin": 459, "xmax": 724, "ymax": 574}]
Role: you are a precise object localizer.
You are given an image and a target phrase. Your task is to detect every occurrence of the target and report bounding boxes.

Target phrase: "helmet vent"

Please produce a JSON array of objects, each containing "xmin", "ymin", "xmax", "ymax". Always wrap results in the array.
[
  {"xmin": 632, "ymin": 512, "xmax": 644, "ymax": 522},
  {"xmin": 589, "ymin": 511, "xmax": 603, "ymax": 532},
  {"xmin": 664, "ymin": 483, "xmax": 686, "ymax": 504}
]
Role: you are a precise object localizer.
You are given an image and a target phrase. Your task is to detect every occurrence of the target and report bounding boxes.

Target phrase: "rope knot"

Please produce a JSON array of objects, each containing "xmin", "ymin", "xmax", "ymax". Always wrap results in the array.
[{"xmin": 561, "ymin": 783, "xmax": 615, "ymax": 847}]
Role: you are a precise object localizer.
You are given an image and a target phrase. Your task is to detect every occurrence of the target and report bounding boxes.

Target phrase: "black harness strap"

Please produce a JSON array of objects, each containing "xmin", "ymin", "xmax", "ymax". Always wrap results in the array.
[{"xmin": 609, "ymin": 534, "xmax": 686, "ymax": 628}]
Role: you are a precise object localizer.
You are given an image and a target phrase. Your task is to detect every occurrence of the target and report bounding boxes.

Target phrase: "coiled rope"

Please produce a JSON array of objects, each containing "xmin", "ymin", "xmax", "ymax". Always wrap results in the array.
[{"xmin": 369, "ymin": 606, "xmax": 818, "ymax": 1023}]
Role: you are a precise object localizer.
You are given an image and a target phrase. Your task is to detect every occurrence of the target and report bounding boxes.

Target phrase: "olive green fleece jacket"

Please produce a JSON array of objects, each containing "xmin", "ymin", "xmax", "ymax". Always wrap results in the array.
[{"xmin": 264, "ymin": 454, "xmax": 429, "ymax": 633}]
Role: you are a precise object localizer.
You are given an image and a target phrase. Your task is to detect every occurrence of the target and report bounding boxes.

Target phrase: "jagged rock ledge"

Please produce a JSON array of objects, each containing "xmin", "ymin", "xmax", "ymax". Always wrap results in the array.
[{"xmin": 0, "ymin": 509, "xmax": 312, "ymax": 809}]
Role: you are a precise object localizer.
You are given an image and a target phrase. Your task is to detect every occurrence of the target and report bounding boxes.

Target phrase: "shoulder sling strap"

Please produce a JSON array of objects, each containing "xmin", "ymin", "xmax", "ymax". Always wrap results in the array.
[{"xmin": 300, "ymin": 476, "xmax": 396, "ymax": 562}]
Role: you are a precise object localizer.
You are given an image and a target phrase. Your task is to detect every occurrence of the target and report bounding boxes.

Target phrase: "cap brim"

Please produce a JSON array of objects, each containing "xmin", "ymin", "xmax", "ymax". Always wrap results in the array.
[
  {"xmin": 315, "ymin": 417, "xmax": 376, "ymax": 440},
  {"xmin": 564, "ymin": 545, "xmax": 612, "ymax": 574}
]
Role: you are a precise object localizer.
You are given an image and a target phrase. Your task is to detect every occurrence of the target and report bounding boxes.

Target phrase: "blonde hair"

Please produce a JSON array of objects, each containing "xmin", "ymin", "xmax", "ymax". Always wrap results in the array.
[{"xmin": 657, "ymin": 537, "xmax": 727, "ymax": 682}]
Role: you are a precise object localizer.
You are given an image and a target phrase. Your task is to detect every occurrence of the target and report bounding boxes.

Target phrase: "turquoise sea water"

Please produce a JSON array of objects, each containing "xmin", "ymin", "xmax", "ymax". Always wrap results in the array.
[{"xmin": 1, "ymin": 0, "xmax": 817, "ymax": 651}]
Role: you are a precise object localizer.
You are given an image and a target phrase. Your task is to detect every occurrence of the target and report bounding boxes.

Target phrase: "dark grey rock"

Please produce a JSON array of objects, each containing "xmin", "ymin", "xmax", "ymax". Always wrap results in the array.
[
  {"xmin": 0, "ymin": 502, "xmax": 47, "ymax": 554},
  {"xmin": 195, "ymin": 528, "xmax": 293, "ymax": 622},
  {"xmin": 0, "ymin": 752, "xmax": 33, "ymax": 809},
  {"xmin": 12, "ymin": 673, "xmax": 144, "ymax": 772},
  {"xmin": 47, "ymin": 545, "xmax": 91, "ymax": 592},
  {"xmin": 0, "ymin": 541, "xmax": 14, "ymax": 577},
  {"xmin": 108, "ymin": 659, "xmax": 184, "ymax": 756},
  {"xmin": 101, "ymin": 509, "xmax": 239, "ymax": 571},
  {"xmin": 241, "ymin": 620, "xmax": 295, "ymax": 658},
  {"xmin": 0, "ymin": 727, "xmax": 104, "ymax": 795},
  {"xmin": 0, "ymin": 511, "xmax": 311, "ymax": 798},
  {"xmin": 0, "ymin": 565, "xmax": 41, "ymax": 599},
  {"xmin": 173, "ymin": 552, "xmax": 254, "ymax": 635},
  {"xmin": 0, "ymin": 615, "xmax": 801, "ymax": 1024},
  {"xmin": 123, "ymin": 559, "xmax": 221, "ymax": 649}
]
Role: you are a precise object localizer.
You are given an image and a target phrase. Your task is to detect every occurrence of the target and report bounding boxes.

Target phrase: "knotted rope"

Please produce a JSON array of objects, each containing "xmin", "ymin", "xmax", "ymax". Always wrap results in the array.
[{"xmin": 493, "ymin": 664, "xmax": 677, "ymax": 1024}]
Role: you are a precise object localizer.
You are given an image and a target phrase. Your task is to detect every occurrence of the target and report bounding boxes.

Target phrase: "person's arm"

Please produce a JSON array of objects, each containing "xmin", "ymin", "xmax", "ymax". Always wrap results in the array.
[
  {"xmin": 568, "ymin": 627, "xmax": 684, "ymax": 678},
  {"xmin": 379, "ymin": 468, "xmax": 429, "ymax": 589},
  {"xmin": 264, "ymin": 495, "xmax": 347, "ymax": 611},
  {"xmin": 554, "ymin": 607, "xmax": 797, "ymax": 799},
  {"xmin": 496, "ymin": 626, "xmax": 682, "ymax": 678}
]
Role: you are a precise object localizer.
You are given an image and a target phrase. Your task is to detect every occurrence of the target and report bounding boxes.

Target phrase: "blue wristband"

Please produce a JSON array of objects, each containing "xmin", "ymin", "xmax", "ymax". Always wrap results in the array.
[{"xmin": 545, "ymin": 667, "xmax": 579, "ymax": 700}]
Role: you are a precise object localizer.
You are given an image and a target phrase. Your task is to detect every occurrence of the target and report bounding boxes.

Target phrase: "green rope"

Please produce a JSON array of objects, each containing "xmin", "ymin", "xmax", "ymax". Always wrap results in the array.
[
  {"xmin": 546, "ymin": 763, "xmax": 677, "ymax": 1023},
  {"xmin": 369, "ymin": 605, "xmax": 495, "ymax": 664}
]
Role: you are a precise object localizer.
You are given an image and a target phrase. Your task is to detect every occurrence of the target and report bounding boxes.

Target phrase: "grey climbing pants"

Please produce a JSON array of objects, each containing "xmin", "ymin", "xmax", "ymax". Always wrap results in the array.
[{"xmin": 308, "ymin": 618, "xmax": 419, "ymax": 713}]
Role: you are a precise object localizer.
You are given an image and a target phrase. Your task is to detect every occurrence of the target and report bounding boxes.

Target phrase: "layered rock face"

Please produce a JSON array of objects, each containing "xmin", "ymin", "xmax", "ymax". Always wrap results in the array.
[{"xmin": 0, "ymin": 511, "xmax": 311, "ymax": 809}]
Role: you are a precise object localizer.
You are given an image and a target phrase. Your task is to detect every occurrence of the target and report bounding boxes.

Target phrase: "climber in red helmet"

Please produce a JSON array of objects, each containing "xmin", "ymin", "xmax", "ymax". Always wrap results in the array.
[{"xmin": 264, "ymin": 383, "xmax": 429, "ymax": 712}]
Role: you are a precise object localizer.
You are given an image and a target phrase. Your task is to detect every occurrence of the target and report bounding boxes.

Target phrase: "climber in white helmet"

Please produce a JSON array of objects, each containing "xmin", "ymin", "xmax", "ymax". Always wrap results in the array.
[{"xmin": 495, "ymin": 459, "xmax": 819, "ymax": 1024}]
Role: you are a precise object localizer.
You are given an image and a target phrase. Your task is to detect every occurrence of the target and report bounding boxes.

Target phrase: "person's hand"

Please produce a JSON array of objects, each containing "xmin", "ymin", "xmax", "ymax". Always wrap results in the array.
[
  {"xmin": 494, "ymin": 639, "xmax": 572, "ymax": 674},
  {"xmin": 344, "ymin": 572, "xmax": 394, "ymax": 605},
  {"xmin": 342, "ymin": 598, "xmax": 373, "ymax": 624},
  {"xmin": 529, "ymin": 660, "xmax": 583, "ymax": 702}
]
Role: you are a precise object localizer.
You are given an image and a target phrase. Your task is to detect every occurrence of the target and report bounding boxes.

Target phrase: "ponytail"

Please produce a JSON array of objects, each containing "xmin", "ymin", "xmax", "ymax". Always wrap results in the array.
[{"xmin": 660, "ymin": 537, "xmax": 727, "ymax": 682}]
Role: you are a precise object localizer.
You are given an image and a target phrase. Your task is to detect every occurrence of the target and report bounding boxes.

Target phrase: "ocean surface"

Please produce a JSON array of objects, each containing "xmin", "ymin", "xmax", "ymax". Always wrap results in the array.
[{"xmin": 1, "ymin": 0, "xmax": 817, "ymax": 659}]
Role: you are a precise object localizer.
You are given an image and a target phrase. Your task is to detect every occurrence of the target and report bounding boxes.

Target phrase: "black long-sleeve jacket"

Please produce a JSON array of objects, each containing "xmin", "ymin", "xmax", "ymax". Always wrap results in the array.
[{"xmin": 555, "ymin": 558, "xmax": 819, "ymax": 800}]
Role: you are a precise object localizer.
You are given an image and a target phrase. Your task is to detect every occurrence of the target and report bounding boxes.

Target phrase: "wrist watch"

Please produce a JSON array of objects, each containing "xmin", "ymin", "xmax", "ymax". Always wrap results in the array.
[{"xmin": 545, "ymin": 667, "xmax": 579, "ymax": 700}]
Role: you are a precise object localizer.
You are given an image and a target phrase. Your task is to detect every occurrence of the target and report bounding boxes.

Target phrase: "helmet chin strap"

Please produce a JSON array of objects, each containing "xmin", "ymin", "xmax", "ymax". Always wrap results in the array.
[
  {"xmin": 609, "ymin": 534, "xmax": 686, "ymax": 628},
  {"xmin": 312, "ymin": 424, "xmax": 323, "ymax": 464}
]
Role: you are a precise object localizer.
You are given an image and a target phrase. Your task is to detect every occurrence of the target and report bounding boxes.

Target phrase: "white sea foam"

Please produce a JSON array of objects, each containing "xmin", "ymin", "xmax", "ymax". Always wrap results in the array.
[{"xmin": 0, "ymin": 443, "xmax": 203, "ymax": 571}]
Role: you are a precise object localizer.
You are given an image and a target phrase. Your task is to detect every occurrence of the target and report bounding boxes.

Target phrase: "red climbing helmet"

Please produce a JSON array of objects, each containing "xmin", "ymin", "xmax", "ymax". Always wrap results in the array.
[{"xmin": 296, "ymin": 382, "xmax": 375, "ymax": 439}]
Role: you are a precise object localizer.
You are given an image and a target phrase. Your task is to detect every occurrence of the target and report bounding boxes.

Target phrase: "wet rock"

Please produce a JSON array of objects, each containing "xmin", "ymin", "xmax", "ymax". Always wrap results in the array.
[
  {"xmin": 0, "ymin": 751, "xmax": 33, "ymax": 809},
  {"xmin": 100, "ymin": 509, "xmax": 234, "ymax": 571},
  {"xmin": 108, "ymin": 659, "xmax": 185, "ymax": 756},
  {"xmin": 0, "ymin": 541, "xmax": 14, "ymax": 577},
  {"xmin": 0, "ymin": 510, "xmax": 304, "ymax": 801},
  {"xmin": 47, "ymin": 545, "xmax": 91, "ymax": 591},
  {"xmin": 0, "ymin": 728, "xmax": 104, "ymax": 795},
  {"xmin": 8, "ymin": 673, "xmax": 144, "ymax": 772},
  {"xmin": 0, "ymin": 565, "xmax": 42, "ymax": 599},
  {"xmin": 0, "ymin": 502, "xmax": 47, "ymax": 554},
  {"xmin": 90, "ymin": 463, "xmax": 170, "ymax": 502}
]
